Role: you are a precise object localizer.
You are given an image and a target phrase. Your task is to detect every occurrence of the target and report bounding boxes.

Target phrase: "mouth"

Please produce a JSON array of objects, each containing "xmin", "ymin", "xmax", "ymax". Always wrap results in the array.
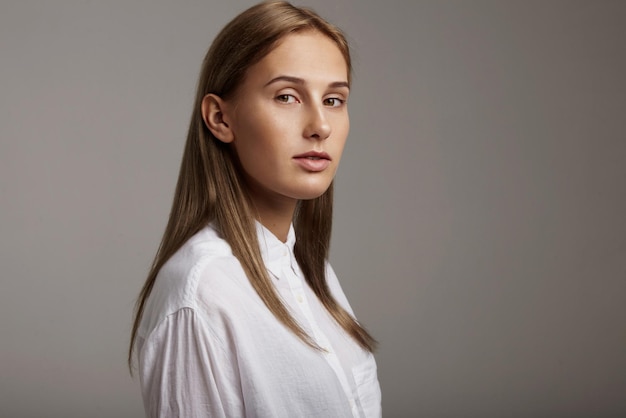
[
  {"xmin": 293, "ymin": 151, "xmax": 332, "ymax": 172},
  {"xmin": 293, "ymin": 151, "xmax": 331, "ymax": 161}
]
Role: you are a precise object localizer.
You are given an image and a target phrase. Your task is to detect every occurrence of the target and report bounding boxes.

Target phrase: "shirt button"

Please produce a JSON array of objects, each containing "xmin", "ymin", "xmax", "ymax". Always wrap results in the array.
[{"xmin": 296, "ymin": 294, "xmax": 303, "ymax": 303}]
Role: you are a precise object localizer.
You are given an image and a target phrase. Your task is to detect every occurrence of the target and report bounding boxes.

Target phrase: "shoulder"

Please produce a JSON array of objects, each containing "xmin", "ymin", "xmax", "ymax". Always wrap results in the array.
[
  {"xmin": 138, "ymin": 224, "xmax": 238, "ymax": 339},
  {"xmin": 160, "ymin": 225, "xmax": 233, "ymax": 297},
  {"xmin": 325, "ymin": 262, "xmax": 356, "ymax": 316}
]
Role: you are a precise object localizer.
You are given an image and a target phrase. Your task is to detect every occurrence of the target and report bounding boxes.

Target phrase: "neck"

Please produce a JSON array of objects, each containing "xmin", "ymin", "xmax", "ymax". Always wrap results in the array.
[{"xmin": 252, "ymin": 197, "xmax": 297, "ymax": 243}]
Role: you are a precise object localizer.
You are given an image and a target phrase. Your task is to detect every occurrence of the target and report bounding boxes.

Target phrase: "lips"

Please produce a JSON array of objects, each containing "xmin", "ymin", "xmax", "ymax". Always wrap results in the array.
[
  {"xmin": 294, "ymin": 151, "xmax": 331, "ymax": 160},
  {"xmin": 293, "ymin": 151, "xmax": 331, "ymax": 172}
]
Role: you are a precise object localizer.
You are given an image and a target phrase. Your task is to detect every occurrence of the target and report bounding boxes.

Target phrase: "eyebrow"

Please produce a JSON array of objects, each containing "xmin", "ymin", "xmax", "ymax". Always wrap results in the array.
[{"xmin": 264, "ymin": 75, "xmax": 349, "ymax": 89}]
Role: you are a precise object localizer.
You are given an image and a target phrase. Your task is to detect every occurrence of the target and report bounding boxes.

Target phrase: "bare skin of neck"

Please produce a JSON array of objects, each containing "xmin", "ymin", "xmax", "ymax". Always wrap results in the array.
[{"xmin": 251, "ymin": 194, "xmax": 297, "ymax": 243}]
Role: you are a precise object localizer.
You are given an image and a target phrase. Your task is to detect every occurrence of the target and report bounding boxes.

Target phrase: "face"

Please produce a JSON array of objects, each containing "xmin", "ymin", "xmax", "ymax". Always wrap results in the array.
[{"xmin": 221, "ymin": 31, "xmax": 350, "ymax": 210}]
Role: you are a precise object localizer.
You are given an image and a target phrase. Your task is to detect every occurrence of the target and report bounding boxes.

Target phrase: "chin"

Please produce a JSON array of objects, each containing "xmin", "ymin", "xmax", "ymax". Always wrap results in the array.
[{"xmin": 290, "ymin": 183, "xmax": 332, "ymax": 201}]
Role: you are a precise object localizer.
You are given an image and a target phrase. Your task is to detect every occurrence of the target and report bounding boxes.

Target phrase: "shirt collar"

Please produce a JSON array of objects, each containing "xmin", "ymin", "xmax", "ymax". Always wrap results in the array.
[{"xmin": 256, "ymin": 221, "xmax": 296, "ymax": 280}]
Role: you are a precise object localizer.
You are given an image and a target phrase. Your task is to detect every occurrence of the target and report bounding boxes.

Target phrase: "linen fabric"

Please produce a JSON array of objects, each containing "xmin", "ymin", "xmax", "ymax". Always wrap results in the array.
[{"xmin": 137, "ymin": 222, "xmax": 381, "ymax": 418}]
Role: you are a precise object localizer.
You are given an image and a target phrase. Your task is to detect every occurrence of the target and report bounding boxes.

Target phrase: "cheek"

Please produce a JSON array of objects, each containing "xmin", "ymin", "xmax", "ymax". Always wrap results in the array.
[
  {"xmin": 334, "ymin": 142, "xmax": 347, "ymax": 166},
  {"xmin": 333, "ymin": 118, "xmax": 350, "ymax": 152},
  {"xmin": 232, "ymin": 119, "xmax": 286, "ymax": 166},
  {"xmin": 232, "ymin": 111, "xmax": 267, "ymax": 147},
  {"xmin": 333, "ymin": 111, "xmax": 350, "ymax": 134}
]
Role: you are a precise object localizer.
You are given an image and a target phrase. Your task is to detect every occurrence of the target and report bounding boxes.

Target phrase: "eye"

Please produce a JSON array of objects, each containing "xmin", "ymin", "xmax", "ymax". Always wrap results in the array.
[
  {"xmin": 323, "ymin": 97, "xmax": 345, "ymax": 108},
  {"xmin": 276, "ymin": 94, "xmax": 299, "ymax": 104}
]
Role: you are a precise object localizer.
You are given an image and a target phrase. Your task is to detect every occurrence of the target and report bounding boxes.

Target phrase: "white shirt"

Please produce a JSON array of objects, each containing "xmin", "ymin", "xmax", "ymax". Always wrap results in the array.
[{"xmin": 137, "ymin": 222, "xmax": 381, "ymax": 418}]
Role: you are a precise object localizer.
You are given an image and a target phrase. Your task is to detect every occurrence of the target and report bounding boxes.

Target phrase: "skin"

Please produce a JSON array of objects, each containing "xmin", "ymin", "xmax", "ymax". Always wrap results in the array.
[{"xmin": 202, "ymin": 30, "xmax": 350, "ymax": 242}]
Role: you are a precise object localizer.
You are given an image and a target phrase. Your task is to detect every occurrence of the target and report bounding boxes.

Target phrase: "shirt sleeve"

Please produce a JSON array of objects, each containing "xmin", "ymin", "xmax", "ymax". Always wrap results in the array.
[{"xmin": 138, "ymin": 307, "xmax": 243, "ymax": 418}]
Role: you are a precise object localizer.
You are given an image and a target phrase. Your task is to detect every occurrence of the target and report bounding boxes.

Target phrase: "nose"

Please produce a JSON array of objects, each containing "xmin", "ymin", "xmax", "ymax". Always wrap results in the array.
[{"xmin": 303, "ymin": 103, "xmax": 331, "ymax": 140}]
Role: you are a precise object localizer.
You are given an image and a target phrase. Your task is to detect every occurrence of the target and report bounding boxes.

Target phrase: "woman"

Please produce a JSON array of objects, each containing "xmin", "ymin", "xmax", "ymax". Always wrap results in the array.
[{"xmin": 129, "ymin": 2, "xmax": 381, "ymax": 417}]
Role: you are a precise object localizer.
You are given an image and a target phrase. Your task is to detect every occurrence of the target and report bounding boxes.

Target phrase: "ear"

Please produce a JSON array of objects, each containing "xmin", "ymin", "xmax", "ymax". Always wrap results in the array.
[{"xmin": 201, "ymin": 93, "xmax": 234, "ymax": 143}]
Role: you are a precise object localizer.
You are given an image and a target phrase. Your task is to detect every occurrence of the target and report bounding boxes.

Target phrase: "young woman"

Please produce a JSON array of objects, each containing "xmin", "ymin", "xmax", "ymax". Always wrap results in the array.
[{"xmin": 129, "ymin": 2, "xmax": 381, "ymax": 417}]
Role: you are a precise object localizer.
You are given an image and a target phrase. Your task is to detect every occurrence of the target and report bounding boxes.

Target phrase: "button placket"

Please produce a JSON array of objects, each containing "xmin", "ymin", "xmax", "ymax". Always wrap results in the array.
[
  {"xmin": 257, "ymin": 222, "xmax": 361, "ymax": 417},
  {"xmin": 282, "ymin": 261, "xmax": 357, "ymax": 418}
]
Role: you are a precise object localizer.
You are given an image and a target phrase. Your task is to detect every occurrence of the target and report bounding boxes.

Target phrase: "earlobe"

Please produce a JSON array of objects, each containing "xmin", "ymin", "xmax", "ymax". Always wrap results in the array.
[{"xmin": 201, "ymin": 93, "xmax": 234, "ymax": 143}]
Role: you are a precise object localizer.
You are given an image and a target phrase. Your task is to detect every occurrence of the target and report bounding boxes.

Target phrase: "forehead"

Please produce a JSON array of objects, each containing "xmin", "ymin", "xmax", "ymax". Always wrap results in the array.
[{"xmin": 245, "ymin": 30, "xmax": 349, "ymax": 85}]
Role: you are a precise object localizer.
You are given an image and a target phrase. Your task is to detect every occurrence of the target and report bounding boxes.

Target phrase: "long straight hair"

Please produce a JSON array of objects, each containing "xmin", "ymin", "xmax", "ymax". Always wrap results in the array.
[{"xmin": 129, "ymin": 1, "xmax": 376, "ymax": 370}]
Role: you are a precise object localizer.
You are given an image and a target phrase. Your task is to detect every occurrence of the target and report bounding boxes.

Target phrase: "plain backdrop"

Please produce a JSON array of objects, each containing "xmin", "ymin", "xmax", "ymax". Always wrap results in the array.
[{"xmin": 1, "ymin": 1, "xmax": 625, "ymax": 417}]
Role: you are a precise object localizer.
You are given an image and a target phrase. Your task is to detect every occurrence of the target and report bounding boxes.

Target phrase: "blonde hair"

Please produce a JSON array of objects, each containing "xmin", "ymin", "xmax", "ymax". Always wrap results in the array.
[{"xmin": 129, "ymin": 1, "xmax": 376, "ymax": 370}]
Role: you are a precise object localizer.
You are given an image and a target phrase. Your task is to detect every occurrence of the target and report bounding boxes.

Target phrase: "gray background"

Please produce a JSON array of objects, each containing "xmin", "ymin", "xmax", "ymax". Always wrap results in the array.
[{"xmin": 1, "ymin": 1, "xmax": 625, "ymax": 417}]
